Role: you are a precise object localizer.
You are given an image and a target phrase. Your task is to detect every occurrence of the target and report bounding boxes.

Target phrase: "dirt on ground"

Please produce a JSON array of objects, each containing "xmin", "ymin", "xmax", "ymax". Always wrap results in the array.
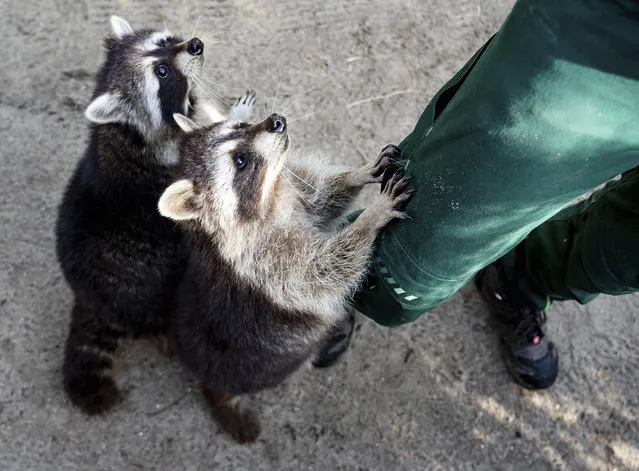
[{"xmin": 1, "ymin": 0, "xmax": 638, "ymax": 469}]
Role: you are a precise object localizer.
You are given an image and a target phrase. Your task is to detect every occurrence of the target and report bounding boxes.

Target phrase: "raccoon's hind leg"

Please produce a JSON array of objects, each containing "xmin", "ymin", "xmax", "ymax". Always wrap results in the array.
[
  {"xmin": 63, "ymin": 299, "xmax": 125, "ymax": 414},
  {"xmin": 201, "ymin": 385, "xmax": 261, "ymax": 444},
  {"xmin": 227, "ymin": 90, "xmax": 256, "ymax": 122}
]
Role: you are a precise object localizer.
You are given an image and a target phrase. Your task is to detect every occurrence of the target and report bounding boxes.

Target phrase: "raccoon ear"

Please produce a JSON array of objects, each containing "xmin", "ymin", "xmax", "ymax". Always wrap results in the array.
[
  {"xmin": 85, "ymin": 93, "xmax": 127, "ymax": 124},
  {"xmin": 173, "ymin": 114, "xmax": 198, "ymax": 133},
  {"xmin": 159, "ymin": 180, "xmax": 201, "ymax": 221},
  {"xmin": 110, "ymin": 16, "xmax": 134, "ymax": 39}
]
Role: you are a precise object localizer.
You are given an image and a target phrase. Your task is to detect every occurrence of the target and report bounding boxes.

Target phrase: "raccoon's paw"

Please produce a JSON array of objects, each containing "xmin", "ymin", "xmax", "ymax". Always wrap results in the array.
[
  {"xmin": 64, "ymin": 373, "xmax": 121, "ymax": 415},
  {"xmin": 228, "ymin": 90, "xmax": 256, "ymax": 122},
  {"xmin": 371, "ymin": 169, "xmax": 414, "ymax": 225},
  {"xmin": 358, "ymin": 144, "xmax": 402, "ymax": 185},
  {"xmin": 224, "ymin": 407, "xmax": 261, "ymax": 444}
]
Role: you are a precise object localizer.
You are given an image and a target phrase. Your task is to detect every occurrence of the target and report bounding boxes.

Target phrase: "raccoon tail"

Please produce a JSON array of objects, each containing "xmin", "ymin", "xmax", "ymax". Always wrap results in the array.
[{"xmin": 62, "ymin": 299, "xmax": 125, "ymax": 415}]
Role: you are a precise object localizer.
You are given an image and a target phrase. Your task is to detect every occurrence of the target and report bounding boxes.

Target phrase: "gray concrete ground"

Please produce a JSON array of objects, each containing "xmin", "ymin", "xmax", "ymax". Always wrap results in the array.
[{"xmin": 1, "ymin": 0, "xmax": 638, "ymax": 469}]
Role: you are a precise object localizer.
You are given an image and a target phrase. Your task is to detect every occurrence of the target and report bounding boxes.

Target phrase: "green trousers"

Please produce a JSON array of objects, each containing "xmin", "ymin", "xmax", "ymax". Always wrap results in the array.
[{"xmin": 354, "ymin": 0, "xmax": 639, "ymax": 326}]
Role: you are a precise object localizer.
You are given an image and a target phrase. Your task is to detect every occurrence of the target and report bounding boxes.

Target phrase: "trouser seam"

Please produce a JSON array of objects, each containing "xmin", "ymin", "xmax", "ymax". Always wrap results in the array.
[{"xmin": 386, "ymin": 232, "xmax": 470, "ymax": 283}]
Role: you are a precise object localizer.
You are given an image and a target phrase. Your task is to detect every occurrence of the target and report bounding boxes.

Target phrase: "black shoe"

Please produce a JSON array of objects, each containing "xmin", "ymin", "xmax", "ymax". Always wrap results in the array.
[
  {"xmin": 313, "ymin": 311, "xmax": 355, "ymax": 369},
  {"xmin": 475, "ymin": 263, "xmax": 558, "ymax": 390}
]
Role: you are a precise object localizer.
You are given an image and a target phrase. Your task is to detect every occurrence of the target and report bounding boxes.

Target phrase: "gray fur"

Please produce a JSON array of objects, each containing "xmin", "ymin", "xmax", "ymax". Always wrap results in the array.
[{"xmin": 159, "ymin": 115, "xmax": 412, "ymax": 443}]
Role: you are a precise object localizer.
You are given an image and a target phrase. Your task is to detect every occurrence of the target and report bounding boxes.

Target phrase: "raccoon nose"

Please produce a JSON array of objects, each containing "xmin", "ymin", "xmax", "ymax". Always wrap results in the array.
[
  {"xmin": 266, "ymin": 114, "xmax": 286, "ymax": 133},
  {"xmin": 187, "ymin": 38, "xmax": 203, "ymax": 56}
]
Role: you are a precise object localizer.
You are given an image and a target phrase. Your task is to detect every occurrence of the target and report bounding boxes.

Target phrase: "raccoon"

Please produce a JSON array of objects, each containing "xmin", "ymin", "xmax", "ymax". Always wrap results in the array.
[
  {"xmin": 159, "ymin": 112, "xmax": 413, "ymax": 443},
  {"xmin": 55, "ymin": 15, "xmax": 255, "ymax": 415}
]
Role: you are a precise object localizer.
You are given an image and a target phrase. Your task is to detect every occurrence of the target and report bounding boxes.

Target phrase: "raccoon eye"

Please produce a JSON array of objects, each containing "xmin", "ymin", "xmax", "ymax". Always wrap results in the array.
[
  {"xmin": 156, "ymin": 64, "xmax": 169, "ymax": 78},
  {"xmin": 233, "ymin": 154, "xmax": 247, "ymax": 169},
  {"xmin": 159, "ymin": 39, "xmax": 170, "ymax": 47}
]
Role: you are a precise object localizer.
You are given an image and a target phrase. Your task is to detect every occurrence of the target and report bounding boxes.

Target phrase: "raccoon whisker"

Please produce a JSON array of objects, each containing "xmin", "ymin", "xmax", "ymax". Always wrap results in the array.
[
  {"xmin": 200, "ymin": 27, "xmax": 221, "ymax": 38},
  {"xmin": 191, "ymin": 13, "xmax": 203, "ymax": 38},
  {"xmin": 269, "ymin": 138, "xmax": 309, "ymax": 207},
  {"xmin": 286, "ymin": 108, "xmax": 328, "ymax": 123},
  {"xmin": 282, "ymin": 171, "xmax": 311, "ymax": 206},
  {"xmin": 280, "ymin": 99, "xmax": 296, "ymax": 116},
  {"xmin": 272, "ymin": 83, "xmax": 282, "ymax": 114},
  {"xmin": 198, "ymin": 37, "xmax": 225, "ymax": 46},
  {"xmin": 162, "ymin": 16, "xmax": 169, "ymax": 35},
  {"xmin": 194, "ymin": 80, "xmax": 225, "ymax": 94},
  {"xmin": 197, "ymin": 81, "xmax": 228, "ymax": 103},
  {"xmin": 193, "ymin": 77, "xmax": 228, "ymax": 104},
  {"xmin": 199, "ymin": 30, "xmax": 224, "ymax": 42},
  {"xmin": 195, "ymin": 74, "xmax": 227, "ymax": 90},
  {"xmin": 283, "ymin": 166, "xmax": 319, "ymax": 192},
  {"xmin": 198, "ymin": 34, "xmax": 225, "ymax": 46},
  {"xmin": 192, "ymin": 77, "xmax": 218, "ymax": 98},
  {"xmin": 280, "ymin": 86, "xmax": 317, "ymax": 117},
  {"xmin": 199, "ymin": 37, "xmax": 225, "ymax": 47},
  {"xmin": 194, "ymin": 84, "xmax": 226, "ymax": 107}
]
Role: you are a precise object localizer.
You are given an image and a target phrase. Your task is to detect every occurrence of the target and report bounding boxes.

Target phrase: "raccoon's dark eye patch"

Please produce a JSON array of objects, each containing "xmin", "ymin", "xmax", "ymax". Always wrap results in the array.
[
  {"xmin": 158, "ymin": 39, "xmax": 170, "ymax": 47},
  {"xmin": 233, "ymin": 154, "xmax": 247, "ymax": 169},
  {"xmin": 156, "ymin": 64, "xmax": 169, "ymax": 78}
]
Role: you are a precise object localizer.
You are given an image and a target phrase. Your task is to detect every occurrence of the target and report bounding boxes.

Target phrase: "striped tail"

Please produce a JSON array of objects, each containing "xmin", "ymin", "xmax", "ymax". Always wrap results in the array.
[{"xmin": 62, "ymin": 299, "xmax": 124, "ymax": 414}]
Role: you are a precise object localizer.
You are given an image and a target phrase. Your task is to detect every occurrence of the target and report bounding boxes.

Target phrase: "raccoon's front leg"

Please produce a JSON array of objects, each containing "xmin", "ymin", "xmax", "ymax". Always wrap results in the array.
[
  {"xmin": 297, "ymin": 144, "xmax": 401, "ymax": 224},
  {"xmin": 310, "ymin": 170, "xmax": 413, "ymax": 300},
  {"xmin": 201, "ymin": 385, "xmax": 261, "ymax": 444},
  {"xmin": 192, "ymin": 90, "xmax": 256, "ymax": 125}
]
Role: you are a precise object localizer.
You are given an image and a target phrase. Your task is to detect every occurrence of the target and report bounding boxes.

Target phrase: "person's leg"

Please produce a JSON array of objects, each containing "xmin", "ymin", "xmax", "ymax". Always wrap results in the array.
[
  {"xmin": 315, "ymin": 0, "xmax": 639, "ymax": 368},
  {"xmin": 508, "ymin": 168, "xmax": 639, "ymax": 308},
  {"xmin": 352, "ymin": 0, "xmax": 639, "ymax": 327},
  {"xmin": 476, "ymin": 168, "xmax": 639, "ymax": 389}
]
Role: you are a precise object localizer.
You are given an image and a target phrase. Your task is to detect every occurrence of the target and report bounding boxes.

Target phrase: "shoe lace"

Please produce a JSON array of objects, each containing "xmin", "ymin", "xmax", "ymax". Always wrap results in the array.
[{"xmin": 513, "ymin": 308, "xmax": 547, "ymax": 345}]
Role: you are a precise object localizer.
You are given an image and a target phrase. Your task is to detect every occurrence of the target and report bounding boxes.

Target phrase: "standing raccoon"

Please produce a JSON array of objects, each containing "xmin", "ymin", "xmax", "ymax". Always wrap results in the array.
[
  {"xmin": 55, "ymin": 15, "xmax": 254, "ymax": 414},
  {"xmin": 159, "ymin": 112, "xmax": 413, "ymax": 443}
]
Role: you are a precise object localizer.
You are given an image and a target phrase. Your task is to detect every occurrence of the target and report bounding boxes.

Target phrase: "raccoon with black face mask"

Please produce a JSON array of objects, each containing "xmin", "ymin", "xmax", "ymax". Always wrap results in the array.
[
  {"xmin": 55, "ymin": 15, "xmax": 255, "ymax": 415},
  {"xmin": 159, "ymin": 112, "xmax": 413, "ymax": 443}
]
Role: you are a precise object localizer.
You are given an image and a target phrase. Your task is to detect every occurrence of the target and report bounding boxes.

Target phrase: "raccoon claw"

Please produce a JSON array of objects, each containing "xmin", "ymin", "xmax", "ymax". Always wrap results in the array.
[
  {"xmin": 369, "ymin": 144, "xmax": 401, "ymax": 182},
  {"xmin": 391, "ymin": 176, "xmax": 412, "ymax": 197},
  {"xmin": 234, "ymin": 90, "xmax": 255, "ymax": 105},
  {"xmin": 228, "ymin": 90, "xmax": 257, "ymax": 122},
  {"xmin": 381, "ymin": 169, "xmax": 414, "ymax": 218},
  {"xmin": 243, "ymin": 90, "xmax": 256, "ymax": 105},
  {"xmin": 392, "ymin": 211, "xmax": 413, "ymax": 220},
  {"xmin": 382, "ymin": 168, "xmax": 404, "ymax": 192},
  {"xmin": 380, "ymin": 144, "xmax": 401, "ymax": 160}
]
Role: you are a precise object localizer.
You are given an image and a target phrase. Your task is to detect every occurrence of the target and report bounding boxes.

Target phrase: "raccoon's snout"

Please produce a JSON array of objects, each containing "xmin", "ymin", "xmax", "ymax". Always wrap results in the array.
[
  {"xmin": 266, "ymin": 114, "xmax": 286, "ymax": 133},
  {"xmin": 187, "ymin": 38, "xmax": 204, "ymax": 56}
]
